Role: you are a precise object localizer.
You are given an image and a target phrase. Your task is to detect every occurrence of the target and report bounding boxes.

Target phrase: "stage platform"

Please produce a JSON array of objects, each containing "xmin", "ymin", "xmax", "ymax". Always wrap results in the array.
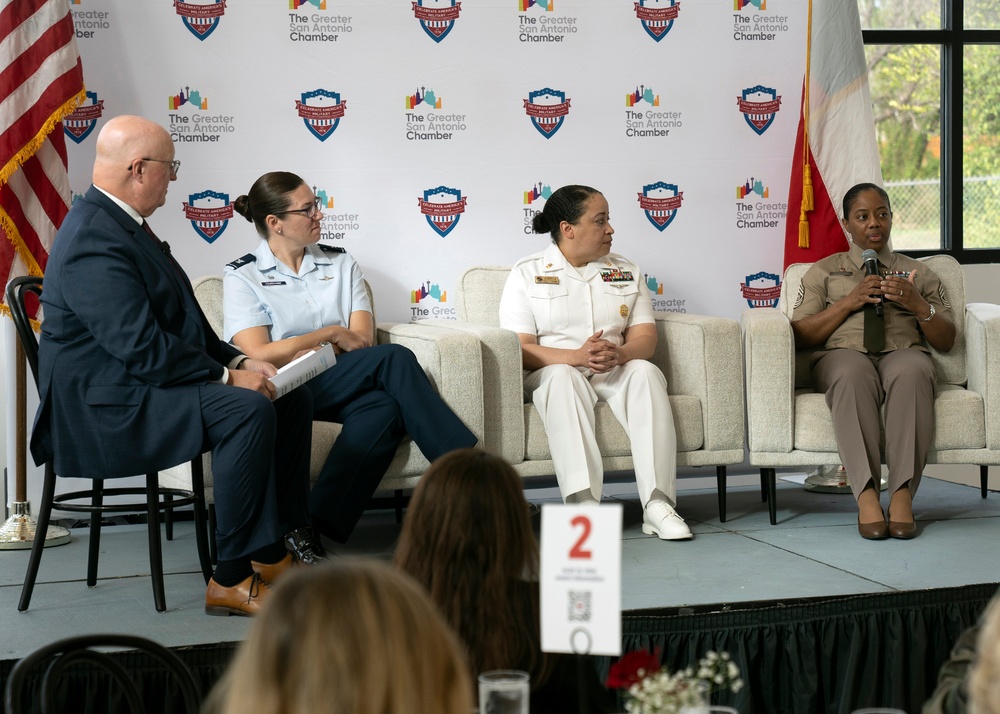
[{"xmin": 1, "ymin": 473, "xmax": 998, "ymax": 713}]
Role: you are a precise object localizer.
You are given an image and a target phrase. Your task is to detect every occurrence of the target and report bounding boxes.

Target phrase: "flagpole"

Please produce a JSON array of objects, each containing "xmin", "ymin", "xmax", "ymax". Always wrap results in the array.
[{"xmin": 0, "ymin": 337, "xmax": 69, "ymax": 549}]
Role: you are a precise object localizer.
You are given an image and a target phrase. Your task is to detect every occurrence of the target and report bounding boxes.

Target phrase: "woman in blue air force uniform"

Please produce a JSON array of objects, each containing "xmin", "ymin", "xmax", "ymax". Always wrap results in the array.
[{"xmin": 224, "ymin": 171, "xmax": 477, "ymax": 543}]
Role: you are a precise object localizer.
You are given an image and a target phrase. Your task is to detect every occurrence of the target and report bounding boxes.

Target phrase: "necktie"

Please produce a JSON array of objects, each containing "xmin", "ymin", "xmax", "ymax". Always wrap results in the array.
[{"xmin": 863, "ymin": 303, "xmax": 884, "ymax": 353}]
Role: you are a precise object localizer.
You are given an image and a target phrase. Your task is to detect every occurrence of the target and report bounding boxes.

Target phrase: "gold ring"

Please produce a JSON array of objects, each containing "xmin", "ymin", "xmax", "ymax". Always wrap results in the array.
[{"xmin": 899, "ymin": 289, "xmax": 903, "ymax": 296}]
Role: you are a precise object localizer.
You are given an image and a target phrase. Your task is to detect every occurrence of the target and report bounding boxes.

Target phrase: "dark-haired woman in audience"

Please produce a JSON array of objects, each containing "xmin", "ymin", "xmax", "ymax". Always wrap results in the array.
[
  {"xmin": 396, "ymin": 448, "xmax": 617, "ymax": 713},
  {"xmin": 226, "ymin": 172, "xmax": 477, "ymax": 547},
  {"xmin": 498, "ymin": 184, "xmax": 691, "ymax": 541}
]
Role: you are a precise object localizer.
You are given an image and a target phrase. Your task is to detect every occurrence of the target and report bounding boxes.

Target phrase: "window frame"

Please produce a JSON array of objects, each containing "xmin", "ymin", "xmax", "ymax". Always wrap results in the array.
[{"xmin": 862, "ymin": 0, "xmax": 1000, "ymax": 263}]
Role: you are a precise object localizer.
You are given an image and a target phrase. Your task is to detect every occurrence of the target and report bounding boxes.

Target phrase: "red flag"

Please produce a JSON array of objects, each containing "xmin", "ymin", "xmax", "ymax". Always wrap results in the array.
[
  {"xmin": 783, "ymin": 1, "xmax": 882, "ymax": 270},
  {"xmin": 0, "ymin": 0, "xmax": 86, "ymax": 318}
]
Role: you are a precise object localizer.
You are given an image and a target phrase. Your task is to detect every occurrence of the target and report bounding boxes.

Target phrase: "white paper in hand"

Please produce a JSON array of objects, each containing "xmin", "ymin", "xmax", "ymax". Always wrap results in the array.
[{"xmin": 267, "ymin": 342, "xmax": 336, "ymax": 398}]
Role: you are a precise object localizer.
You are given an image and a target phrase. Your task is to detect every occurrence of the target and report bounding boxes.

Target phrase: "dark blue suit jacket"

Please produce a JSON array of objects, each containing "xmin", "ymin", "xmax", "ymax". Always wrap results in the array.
[{"xmin": 30, "ymin": 185, "xmax": 241, "ymax": 478}]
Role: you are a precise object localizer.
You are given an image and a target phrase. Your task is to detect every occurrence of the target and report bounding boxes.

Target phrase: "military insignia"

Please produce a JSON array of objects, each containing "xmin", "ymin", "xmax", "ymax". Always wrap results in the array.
[
  {"xmin": 296, "ymin": 89, "xmax": 347, "ymax": 142},
  {"xmin": 183, "ymin": 190, "xmax": 233, "ymax": 244},
  {"xmin": 174, "ymin": 0, "xmax": 226, "ymax": 41},
  {"xmin": 545, "ymin": 263, "xmax": 553, "ymax": 268},
  {"xmin": 737, "ymin": 85, "xmax": 782, "ymax": 135},
  {"xmin": 637, "ymin": 182, "xmax": 683, "ymax": 231},
  {"xmin": 601, "ymin": 269, "xmax": 634, "ymax": 282},
  {"xmin": 634, "ymin": 0, "xmax": 679, "ymax": 42},
  {"xmin": 412, "ymin": 0, "xmax": 461, "ymax": 42},
  {"xmin": 63, "ymin": 91, "xmax": 105, "ymax": 144},
  {"xmin": 793, "ymin": 284, "xmax": 804, "ymax": 309},
  {"xmin": 620, "ymin": 304, "xmax": 629, "ymax": 318},
  {"xmin": 226, "ymin": 253, "xmax": 256, "ymax": 270},
  {"xmin": 524, "ymin": 88, "xmax": 571, "ymax": 139},
  {"xmin": 318, "ymin": 245, "xmax": 345, "ymax": 253},
  {"xmin": 740, "ymin": 271, "xmax": 782, "ymax": 309},
  {"xmin": 534, "ymin": 276, "xmax": 559, "ymax": 284}
]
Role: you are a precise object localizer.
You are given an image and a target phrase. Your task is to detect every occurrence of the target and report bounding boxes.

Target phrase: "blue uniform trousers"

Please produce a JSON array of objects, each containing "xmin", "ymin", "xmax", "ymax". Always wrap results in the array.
[{"xmin": 304, "ymin": 343, "xmax": 476, "ymax": 541}]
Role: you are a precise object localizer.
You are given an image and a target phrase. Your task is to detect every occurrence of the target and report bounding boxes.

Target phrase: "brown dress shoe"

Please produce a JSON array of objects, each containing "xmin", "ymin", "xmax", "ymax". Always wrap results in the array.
[
  {"xmin": 205, "ymin": 573, "xmax": 270, "ymax": 616},
  {"xmin": 858, "ymin": 516, "xmax": 889, "ymax": 540},
  {"xmin": 888, "ymin": 519, "xmax": 918, "ymax": 539},
  {"xmin": 252, "ymin": 552, "xmax": 297, "ymax": 585}
]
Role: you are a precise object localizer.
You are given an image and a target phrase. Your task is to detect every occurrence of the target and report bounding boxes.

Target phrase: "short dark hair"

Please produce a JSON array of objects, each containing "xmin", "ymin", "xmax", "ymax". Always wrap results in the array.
[
  {"xmin": 530, "ymin": 185, "xmax": 601, "ymax": 243},
  {"xmin": 232, "ymin": 171, "xmax": 306, "ymax": 238},
  {"xmin": 842, "ymin": 182, "xmax": 891, "ymax": 218}
]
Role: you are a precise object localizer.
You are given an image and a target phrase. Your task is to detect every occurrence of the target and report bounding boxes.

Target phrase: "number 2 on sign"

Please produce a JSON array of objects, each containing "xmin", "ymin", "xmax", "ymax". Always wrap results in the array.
[{"xmin": 569, "ymin": 515, "xmax": 592, "ymax": 559}]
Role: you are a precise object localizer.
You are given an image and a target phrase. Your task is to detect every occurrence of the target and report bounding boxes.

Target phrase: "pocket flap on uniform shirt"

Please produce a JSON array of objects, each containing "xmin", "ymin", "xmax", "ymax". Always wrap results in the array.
[
  {"xmin": 85, "ymin": 385, "xmax": 146, "ymax": 406},
  {"xmin": 527, "ymin": 284, "xmax": 569, "ymax": 299}
]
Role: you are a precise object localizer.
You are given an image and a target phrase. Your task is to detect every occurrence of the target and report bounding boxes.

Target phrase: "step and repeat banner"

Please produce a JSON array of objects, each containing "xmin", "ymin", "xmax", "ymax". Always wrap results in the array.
[{"xmin": 61, "ymin": 0, "xmax": 806, "ymax": 324}]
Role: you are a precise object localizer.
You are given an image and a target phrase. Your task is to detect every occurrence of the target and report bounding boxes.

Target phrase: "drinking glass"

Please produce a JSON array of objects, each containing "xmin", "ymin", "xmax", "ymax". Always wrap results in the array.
[{"xmin": 477, "ymin": 670, "xmax": 529, "ymax": 714}]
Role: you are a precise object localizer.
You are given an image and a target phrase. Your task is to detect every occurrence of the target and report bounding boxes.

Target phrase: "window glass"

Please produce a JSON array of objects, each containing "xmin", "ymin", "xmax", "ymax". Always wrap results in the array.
[
  {"xmin": 964, "ymin": 4, "xmax": 1000, "ymax": 29},
  {"xmin": 865, "ymin": 44, "xmax": 942, "ymax": 250},
  {"xmin": 858, "ymin": 0, "xmax": 941, "ymax": 30},
  {"xmin": 963, "ymin": 44, "xmax": 1000, "ymax": 249}
]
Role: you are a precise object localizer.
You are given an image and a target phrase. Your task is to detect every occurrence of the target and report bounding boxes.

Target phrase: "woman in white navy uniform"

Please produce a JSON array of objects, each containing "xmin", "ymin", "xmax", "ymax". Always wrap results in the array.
[
  {"xmin": 499, "ymin": 185, "xmax": 691, "ymax": 540},
  {"xmin": 225, "ymin": 171, "xmax": 477, "ymax": 545}
]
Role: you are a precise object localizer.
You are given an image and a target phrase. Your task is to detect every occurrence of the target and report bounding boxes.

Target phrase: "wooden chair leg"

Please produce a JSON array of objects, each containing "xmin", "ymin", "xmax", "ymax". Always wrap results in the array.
[
  {"xmin": 87, "ymin": 480, "xmax": 104, "ymax": 587},
  {"xmin": 981, "ymin": 465, "xmax": 989, "ymax": 499},
  {"xmin": 190, "ymin": 458, "xmax": 213, "ymax": 583},
  {"xmin": 146, "ymin": 473, "xmax": 167, "ymax": 612},
  {"xmin": 716, "ymin": 465, "xmax": 727, "ymax": 522},
  {"xmin": 18, "ymin": 464, "xmax": 58, "ymax": 611}
]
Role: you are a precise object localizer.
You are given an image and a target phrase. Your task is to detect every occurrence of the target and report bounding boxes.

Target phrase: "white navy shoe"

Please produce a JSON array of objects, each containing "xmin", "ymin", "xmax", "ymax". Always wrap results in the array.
[{"xmin": 642, "ymin": 501, "xmax": 693, "ymax": 540}]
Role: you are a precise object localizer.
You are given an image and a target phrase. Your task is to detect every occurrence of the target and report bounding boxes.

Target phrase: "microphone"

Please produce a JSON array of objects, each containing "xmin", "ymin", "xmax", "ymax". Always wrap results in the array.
[
  {"xmin": 861, "ymin": 248, "xmax": 883, "ymax": 316},
  {"xmin": 160, "ymin": 241, "xmax": 172, "ymax": 255}
]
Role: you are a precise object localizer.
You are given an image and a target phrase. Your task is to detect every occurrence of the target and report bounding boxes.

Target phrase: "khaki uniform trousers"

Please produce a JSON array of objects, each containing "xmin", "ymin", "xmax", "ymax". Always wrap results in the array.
[
  {"xmin": 812, "ymin": 348, "xmax": 937, "ymax": 500},
  {"xmin": 524, "ymin": 360, "xmax": 677, "ymax": 506}
]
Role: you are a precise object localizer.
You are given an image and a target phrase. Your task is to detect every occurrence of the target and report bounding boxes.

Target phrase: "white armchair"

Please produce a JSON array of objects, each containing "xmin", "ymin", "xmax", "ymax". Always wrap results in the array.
[
  {"xmin": 161, "ymin": 275, "xmax": 485, "ymax": 554},
  {"xmin": 743, "ymin": 255, "xmax": 1000, "ymax": 524},
  {"xmin": 426, "ymin": 265, "xmax": 746, "ymax": 520}
]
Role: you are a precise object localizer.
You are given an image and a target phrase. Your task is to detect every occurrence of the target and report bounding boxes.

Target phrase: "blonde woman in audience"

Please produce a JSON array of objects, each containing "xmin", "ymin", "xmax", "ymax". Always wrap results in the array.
[
  {"xmin": 395, "ymin": 448, "xmax": 616, "ymax": 713},
  {"xmin": 969, "ymin": 593, "xmax": 1000, "ymax": 714},
  {"xmin": 209, "ymin": 560, "xmax": 473, "ymax": 714}
]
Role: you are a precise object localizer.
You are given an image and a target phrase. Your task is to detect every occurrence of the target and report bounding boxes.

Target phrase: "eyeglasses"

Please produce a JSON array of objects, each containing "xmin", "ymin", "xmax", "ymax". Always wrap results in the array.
[
  {"xmin": 128, "ymin": 158, "xmax": 181, "ymax": 178},
  {"xmin": 274, "ymin": 196, "xmax": 323, "ymax": 220}
]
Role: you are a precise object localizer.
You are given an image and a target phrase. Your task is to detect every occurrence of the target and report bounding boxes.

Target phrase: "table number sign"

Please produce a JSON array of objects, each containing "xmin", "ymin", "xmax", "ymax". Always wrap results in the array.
[{"xmin": 539, "ymin": 503, "xmax": 622, "ymax": 656}]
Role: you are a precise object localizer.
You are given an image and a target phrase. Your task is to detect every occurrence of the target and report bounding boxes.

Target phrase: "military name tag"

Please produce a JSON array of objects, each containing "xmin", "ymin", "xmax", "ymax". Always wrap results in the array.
[{"xmin": 535, "ymin": 276, "xmax": 560, "ymax": 284}]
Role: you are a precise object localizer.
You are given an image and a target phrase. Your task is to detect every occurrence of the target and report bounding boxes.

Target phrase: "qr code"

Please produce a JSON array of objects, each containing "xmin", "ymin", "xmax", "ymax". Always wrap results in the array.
[{"xmin": 568, "ymin": 591, "xmax": 591, "ymax": 622}]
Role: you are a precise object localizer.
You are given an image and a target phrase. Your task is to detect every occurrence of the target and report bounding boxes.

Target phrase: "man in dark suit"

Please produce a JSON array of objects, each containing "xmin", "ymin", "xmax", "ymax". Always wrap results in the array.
[{"xmin": 30, "ymin": 115, "xmax": 319, "ymax": 616}]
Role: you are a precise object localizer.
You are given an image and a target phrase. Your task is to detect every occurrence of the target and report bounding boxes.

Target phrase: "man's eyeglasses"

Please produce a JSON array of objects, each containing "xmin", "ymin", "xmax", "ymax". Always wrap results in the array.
[
  {"xmin": 274, "ymin": 196, "xmax": 324, "ymax": 219},
  {"xmin": 128, "ymin": 158, "xmax": 181, "ymax": 178}
]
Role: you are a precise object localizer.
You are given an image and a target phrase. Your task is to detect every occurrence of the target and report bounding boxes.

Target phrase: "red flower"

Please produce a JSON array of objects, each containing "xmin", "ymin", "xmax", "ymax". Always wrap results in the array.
[{"xmin": 605, "ymin": 648, "xmax": 663, "ymax": 689}]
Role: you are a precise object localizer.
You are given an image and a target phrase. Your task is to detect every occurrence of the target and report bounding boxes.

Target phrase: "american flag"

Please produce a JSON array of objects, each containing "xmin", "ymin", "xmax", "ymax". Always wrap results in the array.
[{"xmin": 0, "ymin": 0, "xmax": 85, "ymax": 319}]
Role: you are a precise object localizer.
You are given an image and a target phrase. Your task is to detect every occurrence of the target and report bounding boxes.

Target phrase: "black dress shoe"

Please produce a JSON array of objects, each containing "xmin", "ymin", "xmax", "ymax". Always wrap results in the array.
[{"xmin": 285, "ymin": 526, "xmax": 328, "ymax": 564}]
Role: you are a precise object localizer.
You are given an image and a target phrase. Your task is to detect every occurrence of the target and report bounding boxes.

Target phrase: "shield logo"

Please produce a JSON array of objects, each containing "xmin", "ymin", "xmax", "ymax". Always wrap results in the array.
[
  {"xmin": 740, "ymin": 271, "xmax": 782, "ymax": 309},
  {"xmin": 418, "ymin": 186, "xmax": 467, "ymax": 237},
  {"xmin": 737, "ymin": 85, "xmax": 782, "ymax": 135},
  {"xmin": 523, "ymin": 88, "xmax": 571, "ymax": 139},
  {"xmin": 412, "ymin": 0, "xmax": 461, "ymax": 42},
  {"xmin": 63, "ymin": 91, "xmax": 105, "ymax": 144},
  {"xmin": 637, "ymin": 182, "xmax": 683, "ymax": 232},
  {"xmin": 182, "ymin": 190, "xmax": 234, "ymax": 244},
  {"xmin": 633, "ymin": 0, "xmax": 679, "ymax": 42},
  {"xmin": 296, "ymin": 89, "xmax": 347, "ymax": 141},
  {"xmin": 174, "ymin": 0, "xmax": 226, "ymax": 41}
]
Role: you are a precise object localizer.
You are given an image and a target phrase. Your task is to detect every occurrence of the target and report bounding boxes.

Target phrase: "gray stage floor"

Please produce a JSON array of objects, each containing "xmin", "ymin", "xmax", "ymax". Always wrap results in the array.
[{"xmin": 2, "ymin": 474, "xmax": 998, "ymax": 661}]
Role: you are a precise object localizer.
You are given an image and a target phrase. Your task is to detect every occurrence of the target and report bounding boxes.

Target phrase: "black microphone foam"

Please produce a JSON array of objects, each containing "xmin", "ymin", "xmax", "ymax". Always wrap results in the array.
[
  {"xmin": 861, "ymin": 248, "xmax": 883, "ymax": 316},
  {"xmin": 160, "ymin": 241, "xmax": 171, "ymax": 255}
]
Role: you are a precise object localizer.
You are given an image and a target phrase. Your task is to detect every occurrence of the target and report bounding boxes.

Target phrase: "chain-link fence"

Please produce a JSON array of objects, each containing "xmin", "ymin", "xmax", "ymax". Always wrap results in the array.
[{"xmin": 886, "ymin": 176, "xmax": 1000, "ymax": 250}]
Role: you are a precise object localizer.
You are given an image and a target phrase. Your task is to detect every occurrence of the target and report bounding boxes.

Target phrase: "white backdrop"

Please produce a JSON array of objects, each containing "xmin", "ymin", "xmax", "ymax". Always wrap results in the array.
[{"xmin": 5, "ymin": 0, "xmax": 809, "ymax": 509}]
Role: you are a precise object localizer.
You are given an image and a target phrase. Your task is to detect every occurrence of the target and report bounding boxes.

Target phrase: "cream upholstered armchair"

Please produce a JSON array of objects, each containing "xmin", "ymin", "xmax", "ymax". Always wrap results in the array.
[
  {"xmin": 743, "ymin": 255, "xmax": 1000, "ymax": 524},
  {"xmin": 161, "ymin": 275, "xmax": 485, "ymax": 552},
  {"xmin": 425, "ymin": 265, "xmax": 746, "ymax": 520}
]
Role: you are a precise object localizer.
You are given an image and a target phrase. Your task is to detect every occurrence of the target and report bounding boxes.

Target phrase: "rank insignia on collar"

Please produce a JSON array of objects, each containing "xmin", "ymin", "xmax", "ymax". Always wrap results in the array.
[
  {"xmin": 535, "ymin": 276, "xmax": 560, "ymax": 284},
  {"xmin": 601, "ymin": 268, "xmax": 633, "ymax": 282}
]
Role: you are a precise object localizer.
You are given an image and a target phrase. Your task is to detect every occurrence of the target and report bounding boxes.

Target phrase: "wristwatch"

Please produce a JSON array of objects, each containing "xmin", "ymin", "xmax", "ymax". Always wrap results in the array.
[{"xmin": 920, "ymin": 303, "xmax": 936, "ymax": 322}]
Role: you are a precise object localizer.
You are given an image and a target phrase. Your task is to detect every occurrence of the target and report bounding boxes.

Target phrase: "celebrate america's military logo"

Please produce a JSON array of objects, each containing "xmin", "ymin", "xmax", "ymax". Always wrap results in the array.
[
  {"xmin": 523, "ymin": 88, "xmax": 571, "ymax": 139},
  {"xmin": 637, "ymin": 181, "xmax": 683, "ymax": 231},
  {"xmin": 296, "ymin": 89, "xmax": 347, "ymax": 141},
  {"xmin": 737, "ymin": 85, "xmax": 781, "ymax": 135},
  {"xmin": 174, "ymin": 0, "xmax": 226, "ymax": 40},
  {"xmin": 740, "ymin": 271, "xmax": 781, "ymax": 308},
  {"xmin": 412, "ymin": 0, "xmax": 462, "ymax": 42},
  {"xmin": 63, "ymin": 91, "xmax": 105, "ymax": 144},
  {"xmin": 633, "ymin": 0, "xmax": 679, "ymax": 42},
  {"xmin": 183, "ymin": 190, "xmax": 233, "ymax": 244},
  {"xmin": 418, "ymin": 186, "xmax": 466, "ymax": 237}
]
